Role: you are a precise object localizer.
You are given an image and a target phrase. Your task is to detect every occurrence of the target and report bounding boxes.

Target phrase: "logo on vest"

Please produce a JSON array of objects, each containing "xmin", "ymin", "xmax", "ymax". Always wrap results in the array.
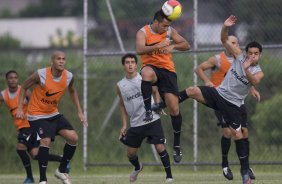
[
  {"xmin": 45, "ymin": 91, "xmax": 61, "ymax": 97},
  {"xmin": 230, "ymin": 68, "xmax": 249, "ymax": 85},
  {"xmin": 40, "ymin": 98, "xmax": 57, "ymax": 105},
  {"xmin": 126, "ymin": 92, "xmax": 142, "ymax": 101}
]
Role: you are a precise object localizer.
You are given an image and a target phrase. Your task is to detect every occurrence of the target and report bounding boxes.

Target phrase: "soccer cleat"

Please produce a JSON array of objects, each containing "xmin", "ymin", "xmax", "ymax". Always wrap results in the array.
[
  {"xmin": 151, "ymin": 102, "xmax": 166, "ymax": 112},
  {"xmin": 241, "ymin": 170, "xmax": 251, "ymax": 184},
  {"xmin": 143, "ymin": 110, "xmax": 153, "ymax": 122},
  {"xmin": 248, "ymin": 168, "xmax": 256, "ymax": 180},
  {"xmin": 54, "ymin": 168, "xmax": 72, "ymax": 184},
  {"xmin": 129, "ymin": 163, "xmax": 143, "ymax": 182},
  {"xmin": 173, "ymin": 148, "xmax": 182, "ymax": 163},
  {"xmin": 166, "ymin": 178, "xmax": 174, "ymax": 183},
  {"xmin": 151, "ymin": 103, "xmax": 162, "ymax": 114},
  {"xmin": 39, "ymin": 182, "xmax": 47, "ymax": 184},
  {"xmin": 23, "ymin": 177, "xmax": 35, "ymax": 184},
  {"xmin": 222, "ymin": 167, "xmax": 233, "ymax": 180}
]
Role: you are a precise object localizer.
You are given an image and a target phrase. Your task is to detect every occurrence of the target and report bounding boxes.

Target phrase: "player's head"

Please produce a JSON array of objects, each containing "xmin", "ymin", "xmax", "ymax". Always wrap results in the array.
[
  {"xmin": 152, "ymin": 10, "xmax": 172, "ymax": 34},
  {"xmin": 245, "ymin": 41, "xmax": 262, "ymax": 65},
  {"xmin": 121, "ymin": 53, "xmax": 137, "ymax": 65},
  {"xmin": 228, "ymin": 35, "xmax": 239, "ymax": 47},
  {"xmin": 121, "ymin": 53, "xmax": 138, "ymax": 75},
  {"xmin": 5, "ymin": 70, "xmax": 19, "ymax": 88},
  {"xmin": 51, "ymin": 51, "xmax": 66, "ymax": 71},
  {"xmin": 225, "ymin": 35, "xmax": 239, "ymax": 56}
]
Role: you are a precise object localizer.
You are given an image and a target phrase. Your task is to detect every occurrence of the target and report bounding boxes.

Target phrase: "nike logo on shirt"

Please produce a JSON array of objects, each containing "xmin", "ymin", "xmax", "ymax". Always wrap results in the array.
[
  {"xmin": 145, "ymin": 41, "xmax": 160, "ymax": 46},
  {"xmin": 10, "ymin": 107, "xmax": 17, "ymax": 113},
  {"xmin": 45, "ymin": 91, "xmax": 61, "ymax": 97}
]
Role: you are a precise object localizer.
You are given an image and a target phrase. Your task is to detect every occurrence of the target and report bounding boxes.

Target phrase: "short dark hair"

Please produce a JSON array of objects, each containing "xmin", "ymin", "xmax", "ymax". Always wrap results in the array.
[
  {"xmin": 245, "ymin": 41, "xmax": 262, "ymax": 53},
  {"xmin": 121, "ymin": 53, "xmax": 137, "ymax": 65},
  {"xmin": 153, "ymin": 10, "xmax": 171, "ymax": 22},
  {"xmin": 5, "ymin": 70, "xmax": 18, "ymax": 79}
]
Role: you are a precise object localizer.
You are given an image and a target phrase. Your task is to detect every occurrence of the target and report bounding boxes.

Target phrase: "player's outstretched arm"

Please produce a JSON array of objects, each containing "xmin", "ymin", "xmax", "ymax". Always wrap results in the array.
[{"xmin": 68, "ymin": 77, "xmax": 88, "ymax": 127}]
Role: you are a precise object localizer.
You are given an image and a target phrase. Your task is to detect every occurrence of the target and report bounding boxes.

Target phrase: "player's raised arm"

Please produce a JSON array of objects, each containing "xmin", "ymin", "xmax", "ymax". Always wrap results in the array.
[{"xmin": 221, "ymin": 15, "xmax": 241, "ymax": 58}]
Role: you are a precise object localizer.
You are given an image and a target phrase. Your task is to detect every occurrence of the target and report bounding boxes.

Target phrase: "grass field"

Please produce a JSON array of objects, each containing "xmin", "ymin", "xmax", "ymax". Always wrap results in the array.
[{"xmin": 1, "ymin": 166, "xmax": 281, "ymax": 184}]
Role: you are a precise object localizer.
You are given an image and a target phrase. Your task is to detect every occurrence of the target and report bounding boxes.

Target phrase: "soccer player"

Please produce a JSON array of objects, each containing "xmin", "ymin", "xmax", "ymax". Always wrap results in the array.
[
  {"xmin": 184, "ymin": 15, "xmax": 264, "ymax": 184},
  {"xmin": 136, "ymin": 9, "xmax": 191, "ymax": 163},
  {"xmin": 16, "ymin": 51, "xmax": 88, "ymax": 184},
  {"xmin": 152, "ymin": 36, "xmax": 259, "ymax": 182},
  {"xmin": 117, "ymin": 53, "xmax": 173, "ymax": 183},
  {"xmin": 194, "ymin": 36, "xmax": 258, "ymax": 180},
  {"xmin": 0, "ymin": 70, "xmax": 65, "ymax": 184}
]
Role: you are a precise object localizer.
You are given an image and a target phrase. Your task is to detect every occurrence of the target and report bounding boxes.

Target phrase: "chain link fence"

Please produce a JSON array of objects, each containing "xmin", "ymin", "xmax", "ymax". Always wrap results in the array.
[{"xmin": 85, "ymin": 0, "xmax": 282, "ymax": 168}]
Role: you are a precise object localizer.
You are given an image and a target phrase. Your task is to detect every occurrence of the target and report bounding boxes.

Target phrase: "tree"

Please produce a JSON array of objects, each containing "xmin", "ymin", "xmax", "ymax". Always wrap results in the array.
[
  {"xmin": 0, "ymin": 33, "xmax": 21, "ymax": 49},
  {"xmin": 251, "ymin": 93, "xmax": 282, "ymax": 148}
]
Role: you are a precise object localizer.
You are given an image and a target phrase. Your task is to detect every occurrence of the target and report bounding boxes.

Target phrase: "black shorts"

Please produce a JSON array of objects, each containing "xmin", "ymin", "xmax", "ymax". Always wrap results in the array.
[
  {"xmin": 240, "ymin": 105, "xmax": 248, "ymax": 128},
  {"xmin": 18, "ymin": 127, "xmax": 39, "ymax": 151},
  {"xmin": 215, "ymin": 108, "xmax": 248, "ymax": 128},
  {"xmin": 119, "ymin": 119, "xmax": 166, "ymax": 148},
  {"xmin": 214, "ymin": 110, "xmax": 226, "ymax": 127},
  {"xmin": 29, "ymin": 114, "xmax": 74, "ymax": 141},
  {"xmin": 199, "ymin": 86, "xmax": 247, "ymax": 130},
  {"xmin": 144, "ymin": 65, "xmax": 179, "ymax": 98}
]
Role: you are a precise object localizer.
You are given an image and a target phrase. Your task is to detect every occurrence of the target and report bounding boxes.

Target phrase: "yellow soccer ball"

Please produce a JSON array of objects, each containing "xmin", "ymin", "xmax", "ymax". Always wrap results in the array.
[{"xmin": 161, "ymin": 0, "xmax": 182, "ymax": 21}]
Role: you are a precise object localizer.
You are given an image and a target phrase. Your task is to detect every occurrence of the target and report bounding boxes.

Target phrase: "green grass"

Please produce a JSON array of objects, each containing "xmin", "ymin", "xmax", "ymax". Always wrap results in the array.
[{"xmin": 1, "ymin": 166, "xmax": 281, "ymax": 184}]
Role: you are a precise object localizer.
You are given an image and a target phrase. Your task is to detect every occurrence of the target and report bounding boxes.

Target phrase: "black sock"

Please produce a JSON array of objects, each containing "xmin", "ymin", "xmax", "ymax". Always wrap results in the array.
[
  {"xmin": 34, "ymin": 154, "xmax": 62, "ymax": 162},
  {"xmin": 243, "ymin": 138, "xmax": 249, "ymax": 156},
  {"xmin": 48, "ymin": 154, "xmax": 63, "ymax": 162},
  {"xmin": 221, "ymin": 136, "xmax": 231, "ymax": 168},
  {"xmin": 59, "ymin": 143, "xmax": 76, "ymax": 173},
  {"xmin": 38, "ymin": 146, "xmax": 49, "ymax": 182},
  {"xmin": 129, "ymin": 155, "xmax": 140, "ymax": 171},
  {"xmin": 178, "ymin": 90, "xmax": 189, "ymax": 104},
  {"xmin": 243, "ymin": 138, "xmax": 250, "ymax": 167},
  {"xmin": 141, "ymin": 80, "xmax": 152, "ymax": 111},
  {"xmin": 235, "ymin": 139, "xmax": 249, "ymax": 173},
  {"xmin": 159, "ymin": 150, "xmax": 172, "ymax": 179},
  {"xmin": 171, "ymin": 113, "xmax": 182, "ymax": 148},
  {"xmin": 17, "ymin": 150, "xmax": 33, "ymax": 179}
]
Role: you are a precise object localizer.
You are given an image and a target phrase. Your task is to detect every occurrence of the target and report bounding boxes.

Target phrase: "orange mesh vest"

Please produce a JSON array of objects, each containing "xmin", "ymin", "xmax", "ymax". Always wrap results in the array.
[
  {"xmin": 140, "ymin": 25, "xmax": 175, "ymax": 72},
  {"xmin": 28, "ymin": 67, "xmax": 67, "ymax": 116},
  {"xmin": 4, "ymin": 85, "xmax": 30, "ymax": 131},
  {"xmin": 210, "ymin": 52, "xmax": 232, "ymax": 87}
]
